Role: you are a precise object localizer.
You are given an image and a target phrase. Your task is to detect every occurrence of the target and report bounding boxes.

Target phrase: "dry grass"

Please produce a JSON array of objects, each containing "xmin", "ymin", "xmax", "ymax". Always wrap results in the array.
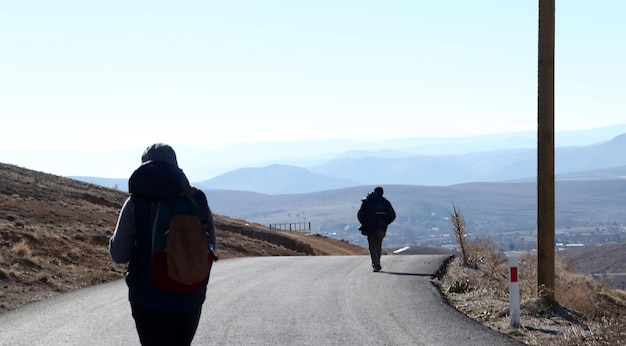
[
  {"xmin": 436, "ymin": 209, "xmax": 626, "ymax": 345},
  {"xmin": 11, "ymin": 240, "xmax": 31, "ymax": 257}
]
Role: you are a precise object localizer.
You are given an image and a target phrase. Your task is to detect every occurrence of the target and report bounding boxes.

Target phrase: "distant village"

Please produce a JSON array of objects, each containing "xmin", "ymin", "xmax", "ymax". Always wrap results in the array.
[
  {"xmin": 326, "ymin": 217, "xmax": 626, "ymax": 253},
  {"xmin": 390, "ymin": 222, "xmax": 626, "ymax": 252}
]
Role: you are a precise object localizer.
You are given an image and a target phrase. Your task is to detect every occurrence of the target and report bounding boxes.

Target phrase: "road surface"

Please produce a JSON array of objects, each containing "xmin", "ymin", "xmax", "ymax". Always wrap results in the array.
[{"xmin": 0, "ymin": 255, "xmax": 522, "ymax": 345}]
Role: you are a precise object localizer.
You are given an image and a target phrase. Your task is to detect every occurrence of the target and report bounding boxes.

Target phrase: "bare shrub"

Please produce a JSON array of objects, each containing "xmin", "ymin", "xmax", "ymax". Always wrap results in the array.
[
  {"xmin": 519, "ymin": 252, "xmax": 603, "ymax": 318},
  {"xmin": 519, "ymin": 252, "xmax": 538, "ymax": 298},
  {"xmin": 555, "ymin": 261, "xmax": 600, "ymax": 319},
  {"xmin": 448, "ymin": 278, "xmax": 473, "ymax": 294},
  {"xmin": 12, "ymin": 240, "xmax": 31, "ymax": 257}
]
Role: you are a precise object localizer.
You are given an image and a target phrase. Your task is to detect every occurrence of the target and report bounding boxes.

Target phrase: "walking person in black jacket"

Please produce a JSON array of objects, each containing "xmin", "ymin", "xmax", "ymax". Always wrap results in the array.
[
  {"xmin": 357, "ymin": 186, "xmax": 396, "ymax": 272},
  {"xmin": 109, "ymin": 143, "xmax": 216, "ymax": 346}
]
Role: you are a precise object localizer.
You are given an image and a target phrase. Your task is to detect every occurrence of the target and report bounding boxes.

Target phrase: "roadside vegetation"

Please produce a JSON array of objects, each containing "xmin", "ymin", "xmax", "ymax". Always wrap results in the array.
[{"xmin": 436, "ymin": 205, "xmax": 626, "ymax": 345}]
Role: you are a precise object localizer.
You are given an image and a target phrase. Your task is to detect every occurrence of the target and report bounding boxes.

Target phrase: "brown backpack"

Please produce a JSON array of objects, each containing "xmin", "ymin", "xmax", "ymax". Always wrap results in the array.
[{"xmin": 151, "ymin": 191, "xmax": 214, "ymax": 292}]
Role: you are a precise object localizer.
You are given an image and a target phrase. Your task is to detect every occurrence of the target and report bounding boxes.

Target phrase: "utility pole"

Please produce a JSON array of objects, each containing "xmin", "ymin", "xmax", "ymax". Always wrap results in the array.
[{"xmin": 537, "ymin": 0, "xmax": 556, "ymax": 304}]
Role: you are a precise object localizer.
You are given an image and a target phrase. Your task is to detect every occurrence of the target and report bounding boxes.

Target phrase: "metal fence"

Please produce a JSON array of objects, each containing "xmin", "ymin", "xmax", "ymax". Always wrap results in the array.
[{"xmin": 269, "ymin": 222, "xmax": 311, "ymax": 233}]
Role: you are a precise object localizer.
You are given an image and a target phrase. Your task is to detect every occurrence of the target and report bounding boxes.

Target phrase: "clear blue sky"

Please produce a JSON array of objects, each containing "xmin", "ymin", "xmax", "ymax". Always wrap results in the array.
[{"xmin": 2, "ymin": 0, "xmax": 625, "ymax": 152}]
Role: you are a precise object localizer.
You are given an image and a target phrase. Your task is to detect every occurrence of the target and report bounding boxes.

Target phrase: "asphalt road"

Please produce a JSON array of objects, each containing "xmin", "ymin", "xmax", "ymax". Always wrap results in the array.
[{"xmin": 0, "ymin": 255, "xmax": 522, "ymax": 345}]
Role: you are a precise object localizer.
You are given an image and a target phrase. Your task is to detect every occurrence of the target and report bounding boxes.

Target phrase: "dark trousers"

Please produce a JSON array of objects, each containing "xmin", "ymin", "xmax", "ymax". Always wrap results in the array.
[
  {"xmin": 367, "ymin": 229, "xmax": 386, "ymax": 268},
  {"xmin": 131, "ymin": 305, "xmax": 202, "ymax": 346}
]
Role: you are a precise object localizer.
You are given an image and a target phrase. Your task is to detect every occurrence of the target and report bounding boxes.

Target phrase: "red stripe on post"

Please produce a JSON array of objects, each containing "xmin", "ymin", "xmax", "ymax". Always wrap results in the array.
[{"xmin": 510, "ymin": 267, "xmax": 518, "ymax": 283}]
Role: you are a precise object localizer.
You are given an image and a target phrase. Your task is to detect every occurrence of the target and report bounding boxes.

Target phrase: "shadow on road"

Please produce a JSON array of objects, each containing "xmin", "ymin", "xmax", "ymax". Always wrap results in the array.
[{"xmin": 380, "ymin": 271, "xmax": 433, "ymax": 277}]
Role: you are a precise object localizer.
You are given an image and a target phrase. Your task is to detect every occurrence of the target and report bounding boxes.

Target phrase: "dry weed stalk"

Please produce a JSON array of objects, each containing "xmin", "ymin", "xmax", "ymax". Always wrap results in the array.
[{"xmin": 450, "ymin": 203, "xmax": 469, "ymax": 266}]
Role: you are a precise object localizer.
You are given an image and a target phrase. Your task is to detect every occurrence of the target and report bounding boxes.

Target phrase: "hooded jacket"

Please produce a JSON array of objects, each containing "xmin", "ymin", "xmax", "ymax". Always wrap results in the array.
[
  {"xmin": 357, "ymin": 190, "xmax": 396, "ymax": 235},
  {"xmin": 110, "ymin": 159, "xmax": 216, "ymax": 311}
]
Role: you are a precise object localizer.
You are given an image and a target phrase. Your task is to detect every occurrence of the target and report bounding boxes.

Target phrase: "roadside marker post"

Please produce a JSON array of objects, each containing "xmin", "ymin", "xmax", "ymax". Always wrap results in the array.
[{"xmin": 508, "ymin": 255, "xmax": 521, "ymax": 328}]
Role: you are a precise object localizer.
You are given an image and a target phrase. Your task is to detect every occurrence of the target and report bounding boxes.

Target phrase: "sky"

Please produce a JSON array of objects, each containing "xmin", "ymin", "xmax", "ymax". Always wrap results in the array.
[{"xmin": 1, "ymin": 1, "xmax": 625, "ymax": 177}]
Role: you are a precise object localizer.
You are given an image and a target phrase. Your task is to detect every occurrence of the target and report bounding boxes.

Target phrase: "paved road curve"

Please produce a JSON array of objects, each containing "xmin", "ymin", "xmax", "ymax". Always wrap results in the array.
[{"xmin": 0, "ymin": 255, "xmax": 522, "ymax": 345}]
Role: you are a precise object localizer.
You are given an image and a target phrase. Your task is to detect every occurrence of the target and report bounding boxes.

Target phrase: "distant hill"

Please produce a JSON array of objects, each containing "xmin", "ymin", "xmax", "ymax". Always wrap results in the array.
[
  {"xmin": 195, "ymin": 164, "xmax": 362, "ymax": 194},
  {"xmin": 558, "ymin": 243, "xmax": 626, "ymax": 289},
  {"xmin": 556, "ymin": 133, "xmax": 626, "ymax": 173}
]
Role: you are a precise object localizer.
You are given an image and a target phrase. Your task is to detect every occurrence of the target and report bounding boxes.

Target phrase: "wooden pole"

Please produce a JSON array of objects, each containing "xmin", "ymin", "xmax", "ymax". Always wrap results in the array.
[{"xmin": 537, "ymin": 0, "xmax": 556, "ymax": 303}]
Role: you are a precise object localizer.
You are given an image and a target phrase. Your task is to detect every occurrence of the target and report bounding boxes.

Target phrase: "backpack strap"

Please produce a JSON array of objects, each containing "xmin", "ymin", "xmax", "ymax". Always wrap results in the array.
[{"xmin": 150, "ymin": 200, "xmax": 163, "ymax": 255}]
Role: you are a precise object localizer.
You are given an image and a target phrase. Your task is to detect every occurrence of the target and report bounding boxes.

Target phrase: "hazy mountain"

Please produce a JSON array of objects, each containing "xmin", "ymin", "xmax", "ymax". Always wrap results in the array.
[
  {"xmin": 308, "ymin": 155, "xmax": 483, "ymax": 186},
  {"xmin": 70, "ymin": 129, "xmax": 626, "ymax": 194},
  {"xmin": 5, "ymin": 124, "xmax": 626, "ymax": 183},
  {"xmin": 195, "ymin": 164, "xmax": 362, "ymax": 195},
  {"xmin": 556, "ymin": 133, "xmax": 626, "ymax": 172},
  {"xmin": 191, "ymin": 132, "xmax": 626, "ymax": 194},
  {"xmin": 192, "ymin": 125, "xmax": 626, "ymax": 177}
]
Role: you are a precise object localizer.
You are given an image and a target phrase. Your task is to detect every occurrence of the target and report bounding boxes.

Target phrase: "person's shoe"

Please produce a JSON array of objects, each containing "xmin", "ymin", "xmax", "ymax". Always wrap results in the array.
[{"xmin": 373, "ymin": 265, "xmax": 382, "ymax": 272}]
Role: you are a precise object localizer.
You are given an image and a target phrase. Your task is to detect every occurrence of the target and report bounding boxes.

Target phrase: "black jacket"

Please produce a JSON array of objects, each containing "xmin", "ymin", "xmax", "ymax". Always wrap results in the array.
[
  {"xmin": 357, "ymin": 192, "xmax": 396, "ymax": 235},
  {"xmin": 121, "ymin": 161, "xmax": 213, "ymax": 310}
]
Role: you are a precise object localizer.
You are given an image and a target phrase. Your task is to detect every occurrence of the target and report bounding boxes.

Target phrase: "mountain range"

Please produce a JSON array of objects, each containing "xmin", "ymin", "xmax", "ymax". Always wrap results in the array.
[
  {"xmin": 196, "ymin": 132, "xmax": 626, "ymax": 194},
  {"xmin": 71, "ymin": 126, "xmax": 626, "ymax": 195}
]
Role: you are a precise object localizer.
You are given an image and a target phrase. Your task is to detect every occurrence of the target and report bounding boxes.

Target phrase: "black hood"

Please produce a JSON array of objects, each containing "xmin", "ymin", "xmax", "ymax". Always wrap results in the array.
[
  {"xmin": 366, "ymin": 191, "xmax": 384, "ymax": 202},
  {"xmin": 128, "ymin": 161, "xmax": 190, "ymax": 199}
]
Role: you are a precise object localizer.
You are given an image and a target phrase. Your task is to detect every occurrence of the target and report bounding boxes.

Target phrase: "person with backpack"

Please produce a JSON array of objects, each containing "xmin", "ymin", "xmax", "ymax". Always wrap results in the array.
[
  {"xmin": 357, "ymin": 186, "xmax": 396, "ymax": 272},
  {"xmin": 109, "ymin": 143, "xmax": 216, "ymax": 346}
]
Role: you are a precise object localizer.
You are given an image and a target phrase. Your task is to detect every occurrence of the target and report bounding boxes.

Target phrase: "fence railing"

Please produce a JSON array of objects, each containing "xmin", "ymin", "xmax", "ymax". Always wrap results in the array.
[{"xmin": 269, "ymin": 222, "xmax": 311, "ymax": 233}]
